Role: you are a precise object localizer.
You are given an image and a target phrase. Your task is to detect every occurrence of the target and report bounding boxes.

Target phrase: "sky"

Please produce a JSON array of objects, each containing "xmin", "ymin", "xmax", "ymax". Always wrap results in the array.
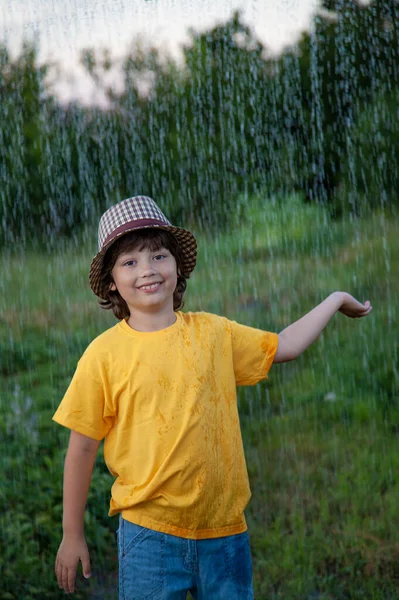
[{"xmin": 0, "ymin": 0, "xmax": 319, "ymax": 104}]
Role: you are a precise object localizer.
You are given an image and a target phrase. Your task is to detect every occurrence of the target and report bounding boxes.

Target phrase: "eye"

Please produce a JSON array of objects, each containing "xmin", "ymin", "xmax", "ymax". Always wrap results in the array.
[
  {"xmin": 123, "ymin": 259, "xmax": 136, "ymax": 267},
  {"xmin": 154, "ymin": 254, "xmax": 166, "ymax": 261}
]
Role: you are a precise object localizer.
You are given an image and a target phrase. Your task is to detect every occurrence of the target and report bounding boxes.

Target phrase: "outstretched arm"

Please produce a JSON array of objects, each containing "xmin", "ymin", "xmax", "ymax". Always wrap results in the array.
[{"xmin": 273, "ymin": 291, "xmax": 372, "ymax": 364}]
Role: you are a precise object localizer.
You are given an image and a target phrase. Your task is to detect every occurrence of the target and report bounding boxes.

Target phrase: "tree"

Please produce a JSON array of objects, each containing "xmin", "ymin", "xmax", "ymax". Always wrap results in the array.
[{"xmin": 273, "ymin": 0, "xmax": 399, "ymax": 212}]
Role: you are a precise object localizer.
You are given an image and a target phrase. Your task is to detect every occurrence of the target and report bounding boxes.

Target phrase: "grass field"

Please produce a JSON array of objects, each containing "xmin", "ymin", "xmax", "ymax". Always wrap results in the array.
[{"xmin": 0, "ymin": 194, "xmax": 398, "ymax": 599}]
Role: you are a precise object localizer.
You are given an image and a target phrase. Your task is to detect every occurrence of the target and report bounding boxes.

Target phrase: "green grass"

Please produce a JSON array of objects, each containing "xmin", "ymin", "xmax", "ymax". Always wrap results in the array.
[{"xmin": 0, "ymin": 193, "xmax": 397, "ymax": 599}]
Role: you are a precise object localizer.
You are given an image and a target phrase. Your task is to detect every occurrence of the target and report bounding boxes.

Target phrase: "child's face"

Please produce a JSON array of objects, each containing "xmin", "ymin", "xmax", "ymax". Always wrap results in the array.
[{"xmin": 110, "ymin": 245, "xmax": 178, "ymax": 315}]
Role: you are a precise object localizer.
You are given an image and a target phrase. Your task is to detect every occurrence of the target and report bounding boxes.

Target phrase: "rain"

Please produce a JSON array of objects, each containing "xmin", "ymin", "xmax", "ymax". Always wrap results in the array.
[{"xmin": 0, "ymin": 0, "xmax": 398, "ymax": 598}]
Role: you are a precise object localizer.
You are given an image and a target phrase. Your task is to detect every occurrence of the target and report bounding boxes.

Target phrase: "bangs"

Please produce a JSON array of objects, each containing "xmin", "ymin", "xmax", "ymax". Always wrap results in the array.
[
  {"xmin": 104, "ymin": 228, "xmax": 185, "ymax": 276},
  {"xmin": 114, "ymin": 229, "xmax": 176, "ymax": 256}
]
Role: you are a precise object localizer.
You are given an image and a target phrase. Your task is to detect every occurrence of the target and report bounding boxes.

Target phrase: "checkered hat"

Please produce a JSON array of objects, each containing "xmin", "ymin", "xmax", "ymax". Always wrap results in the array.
[{"xmin": 89, "ymin": 196, "xmax": 197, "ymax": 298}]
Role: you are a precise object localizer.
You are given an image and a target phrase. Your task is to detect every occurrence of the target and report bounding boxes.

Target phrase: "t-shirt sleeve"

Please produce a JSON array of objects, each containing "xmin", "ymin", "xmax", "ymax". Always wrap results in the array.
[
  {"xmin": 228, "ymin": 319, "xmax": 279, "ymax": 386},
  {"xmin": 52, "ymin": 353, "xmax": 114, "ymax": 441}
]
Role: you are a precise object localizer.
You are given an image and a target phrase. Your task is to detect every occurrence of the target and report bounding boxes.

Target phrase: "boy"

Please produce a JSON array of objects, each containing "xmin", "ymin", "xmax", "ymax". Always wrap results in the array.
[{"xmin": 53, "ymin": 195, "xmax": 372, "ymax": 599}]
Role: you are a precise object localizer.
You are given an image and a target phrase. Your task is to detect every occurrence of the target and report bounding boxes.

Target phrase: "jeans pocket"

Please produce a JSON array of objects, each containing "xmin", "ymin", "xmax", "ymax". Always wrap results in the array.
[
  {"xmin": 119, "ymin": 518, "xmax": 148, "ymax": 559},
  {"xmin": 223, "ymin": 531, "xmax": 254, "ymax": 596},
  {"xmin": 118, "ymin": 518, "xmax": 164, "ymax": 600}
]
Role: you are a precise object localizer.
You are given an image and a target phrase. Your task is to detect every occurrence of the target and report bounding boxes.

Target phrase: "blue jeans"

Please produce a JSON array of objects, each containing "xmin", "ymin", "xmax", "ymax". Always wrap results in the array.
[{"xmin": 117, "ymin": 517, "xmax": 255, "ymax": 600}]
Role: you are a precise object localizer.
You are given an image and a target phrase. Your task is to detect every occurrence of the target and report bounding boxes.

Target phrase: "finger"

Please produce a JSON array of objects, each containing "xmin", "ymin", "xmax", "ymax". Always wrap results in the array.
[
  {"xmin": 67, "ymin": 566, "xmax": 76, "ymax": 594},
  {"xmin": 358, "ymin": 307, "xmax": 372, "ymax": 317},
  {"xmin": 62, "ymin": 565, "xmax": 71, "ymax": 593},
  {"xmin": 357, "ymin": 307, "xmax": 370, "ymax": 314},
  {"xmin": 62, "ymin": 567, "xmax": 75, "ymax": 594},
  {"xmin": 55, "ymin": 558, "xmax": 63, "ymax": 589},
  {"xmin": 81, "ymin": 552, "xmax": 92, "ymax": 579}
]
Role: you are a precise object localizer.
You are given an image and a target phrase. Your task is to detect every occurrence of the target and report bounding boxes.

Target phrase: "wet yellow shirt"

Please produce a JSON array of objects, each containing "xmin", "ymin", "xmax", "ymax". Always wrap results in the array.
[{"xmin": 53, "ymin": 311, "xmax": 278, "ymax": 539}]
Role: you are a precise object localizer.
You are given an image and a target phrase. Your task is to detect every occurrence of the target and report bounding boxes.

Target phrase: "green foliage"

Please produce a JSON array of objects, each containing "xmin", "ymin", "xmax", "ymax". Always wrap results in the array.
[
  {"xmin": 1, "ymin": 2, "xmax": 399, "ymax": 592},
  {"xmin": 0, "ymin": 42, "xmax": 124, "ymax": 247},
  {"xmin": 0, "ymin": 195, "xmax": 396, "ymax": 597},
  {"xmin": 274, "ymin": 0, "xmax": 399, "ymax": 210},
  {"xmin": 0, "ymin": 339, "xmax": 117, "ymax": 599},
  {"xmin": 333, "ymin": 88, "xmax": 399, "ymax": 216},
  {"xmin": 1, "ymin": 2, "xmax": 399, "ymax": 247}
]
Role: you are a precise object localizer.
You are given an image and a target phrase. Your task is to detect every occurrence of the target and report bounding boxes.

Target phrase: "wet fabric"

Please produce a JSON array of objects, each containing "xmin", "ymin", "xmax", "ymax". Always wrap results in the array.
[
  {"xmin": 53, "ymin": 311, "xmax": 278, "ymax": 539},
  {"xmin": 117, "ymin": 516, "xmax": 254, "ymax": 599}
]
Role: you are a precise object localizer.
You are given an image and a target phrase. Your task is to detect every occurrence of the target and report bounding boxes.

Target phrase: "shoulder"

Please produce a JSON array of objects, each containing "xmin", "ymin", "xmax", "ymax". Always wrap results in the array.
[
  {"xmin": 179, "ymin": 311, "xmax": 232, "ymax": 333},
  {"xmin": 80, "ymin": 322, "xmax": 125, "ymax": 363},
  {"xmin": 180, "ymin": 311, "xmax": 226, "ymax": 324}
]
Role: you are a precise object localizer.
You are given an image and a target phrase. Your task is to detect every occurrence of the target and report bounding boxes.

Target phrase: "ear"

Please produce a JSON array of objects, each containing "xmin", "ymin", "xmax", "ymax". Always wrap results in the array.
[{"xmin": 109, "ymin": 281, "xmax": 117, "ymax": 292}]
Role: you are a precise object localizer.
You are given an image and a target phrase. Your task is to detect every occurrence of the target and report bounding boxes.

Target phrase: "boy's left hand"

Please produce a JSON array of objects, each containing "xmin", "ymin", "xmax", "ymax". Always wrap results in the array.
[{"xmin": 338, "ymin": 292, "xmax": 373, "ymax": 318}]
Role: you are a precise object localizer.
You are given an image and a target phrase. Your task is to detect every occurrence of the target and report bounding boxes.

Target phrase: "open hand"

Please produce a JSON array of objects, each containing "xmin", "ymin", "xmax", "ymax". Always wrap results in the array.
[
  {"xmin": 338, "ymin": 293, "xmax": 373, "ymax": 318},
  {"xmin": 55, "ymin": 534, "xmax": 91, "ymax": 594}
]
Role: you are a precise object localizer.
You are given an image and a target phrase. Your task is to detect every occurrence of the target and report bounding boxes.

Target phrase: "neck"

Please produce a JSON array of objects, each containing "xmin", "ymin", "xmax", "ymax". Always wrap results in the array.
[{"xmin": 127, "ymin": 308, "xmax": 177, "ymax": 332}]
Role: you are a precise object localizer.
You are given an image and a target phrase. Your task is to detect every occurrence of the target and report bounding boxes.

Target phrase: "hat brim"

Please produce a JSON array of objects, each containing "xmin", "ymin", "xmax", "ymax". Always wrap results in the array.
[{"xmin": 89, "ymin": 224, "xmax": 197, "ymax": 299}]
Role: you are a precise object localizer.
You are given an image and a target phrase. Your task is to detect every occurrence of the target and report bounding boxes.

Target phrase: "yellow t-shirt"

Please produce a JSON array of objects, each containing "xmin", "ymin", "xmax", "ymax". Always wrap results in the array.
[{"xmin": 53, "ymin": 311, "xmax": 278, "ymax": 539}]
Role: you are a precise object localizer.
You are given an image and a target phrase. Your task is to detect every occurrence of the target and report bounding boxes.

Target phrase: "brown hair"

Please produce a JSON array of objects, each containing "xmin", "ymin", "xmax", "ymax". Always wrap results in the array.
[{"xmin": 98, "ymin": 229, "xmax": 188, "ymax": 320}]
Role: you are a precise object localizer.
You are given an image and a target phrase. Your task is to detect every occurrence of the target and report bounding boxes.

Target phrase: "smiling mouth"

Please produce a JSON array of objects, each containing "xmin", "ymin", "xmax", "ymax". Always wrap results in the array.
[{"xmin": 138, "ymin": 282, "xmax": 162, "ymax": 291}]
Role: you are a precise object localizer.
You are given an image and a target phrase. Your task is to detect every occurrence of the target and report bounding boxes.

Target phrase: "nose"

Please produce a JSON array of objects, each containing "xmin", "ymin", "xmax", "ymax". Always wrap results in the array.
[
  {"xmin": 139, "ymin": 258, "xmax": 157, "ymax": 277},
  {"xmin": 141, "ymin": 269, "xmax": 156, "ymax": 278}
]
